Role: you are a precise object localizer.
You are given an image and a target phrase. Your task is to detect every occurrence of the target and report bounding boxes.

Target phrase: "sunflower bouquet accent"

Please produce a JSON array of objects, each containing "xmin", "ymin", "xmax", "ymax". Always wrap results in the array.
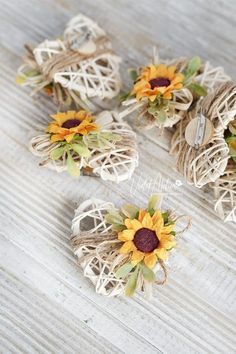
[
  {"xmin": 16, "ymin": 14, "xmax": 121, "ymax": 111},
  {"xmin": 120, "ymin": 55, "xmax": 207, "ymax": 129},
  {"xmin": 29, "ymin": 110, "xmax": 138, "ymax": 182},
  {"xmin": 120, "ymin": 51, "xmax": 231, "ymax": 130},
  {"xmin": 71, "ymin": 195, "xmax": 190, "ymax": 297}
]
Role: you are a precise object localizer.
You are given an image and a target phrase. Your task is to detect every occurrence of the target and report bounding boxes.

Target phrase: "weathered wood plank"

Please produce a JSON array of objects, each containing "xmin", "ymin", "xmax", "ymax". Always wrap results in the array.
[{"xmin": 0, "ymin": 0, "xmax": 235, "ymax": 353}]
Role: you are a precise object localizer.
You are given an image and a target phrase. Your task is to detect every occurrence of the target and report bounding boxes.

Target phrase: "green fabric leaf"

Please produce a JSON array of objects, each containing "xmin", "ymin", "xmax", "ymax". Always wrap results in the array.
[
  {"xmin": 162, "ymin": 212, "xmax": 169, "ymax": 224},
  {"xmin": 147, "ymin": 194, "xmax": 159, "ymax": 212},
  {"xmin": 16, "ymin": 75, "xmax": 26, "ymax": 84},
  {"xmin": 119, "ymin": 92, "xmax": 132, "ymax": 102},
  {"xmin": 115, "ymin": 263, "xmax": 134, "ymax": 278},
  {"xmin": 105, "ymin": 210, "xmax": 124, "ymax": 225},
  {"xmin": 125, "ymin": 266, "xmax": 139, "ymax": 296},
  {"xmin": 128, "ymin": 68, "xmax": 138, "ymax": 82},
  {"xmin": 50, "ymin": 146, "xmax": 65, "ymax": 160},
  {"xmin": 100, "ymin": 132, "xmax": 122, "ymax": 142},
  {"xmin": 188, "ymin": 83, "xmax": 207, "ymax": 97},
  {"xmin": 121, "ymin": 204, "xmax": 139, "ymax": 219},
  {"xmin": 66, "ymin": 151, "xmax": 80, "ymax": 177},
  {"xmin": 112, "ymin": 224, "xmax": 126, "ymax": 232},
  {"xmin": 140, "ymin": 262, "xmax": 156, "ymax": 282},
  {"xmin": 186, "ymin": 56, "xmax": 201, "ymax": 76},
  {"xmin": 71, "ymin": 143, "xmax": 91, "ymax": 157},
  {"xmin": 148, "ymin": 106, "xmax": 158, "ymax": 115},
  {"xmin": 156, "ymin": 110, "xmax": 167, "ymax": 124}
]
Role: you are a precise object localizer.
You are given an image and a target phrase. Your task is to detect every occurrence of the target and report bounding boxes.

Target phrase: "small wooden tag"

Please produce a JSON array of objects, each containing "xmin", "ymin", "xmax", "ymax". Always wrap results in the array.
[{"xmin": 185, "ymin": 114, "xmax": 214, "ymax": 149}]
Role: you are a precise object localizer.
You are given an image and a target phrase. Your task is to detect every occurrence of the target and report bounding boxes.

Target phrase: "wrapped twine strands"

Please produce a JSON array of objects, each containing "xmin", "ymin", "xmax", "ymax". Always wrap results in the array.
[
  {"xmin": 170, "ymin": 81, "xmax": 236, "ymax": 187},
  {"xmin": 29, "ymin": 110, "xmax": 138, "ymax": 182},
  {"xmin": 71, "ymin": 197, "xmax": 191, "ymax": 298},
  {"xmin": 17, "ymin": 14, "xmax": 121, "ymax": 111},
  {"xmin": 211, "ymin": 162, "xmax": 236, "ymax": 223}
]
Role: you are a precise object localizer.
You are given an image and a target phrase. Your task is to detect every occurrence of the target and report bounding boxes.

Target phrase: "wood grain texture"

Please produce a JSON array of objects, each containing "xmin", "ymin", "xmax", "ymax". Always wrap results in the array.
[{"xmin": 0, "ymin": 0, "xmax": 235, "ymax": 353}]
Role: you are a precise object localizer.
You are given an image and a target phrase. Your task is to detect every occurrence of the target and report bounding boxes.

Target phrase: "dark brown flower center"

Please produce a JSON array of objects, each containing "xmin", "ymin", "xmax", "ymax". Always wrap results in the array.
[
  {"xmin": 62, "ymin": 119, "xmax": 82, "ymax": 129},
  {"xmin": 133, "ymin": 228, "xmax": 159, "ymax": 253},
  {"xmin": 149, "ymin": 77, "xmax": 171, "ymax": 89}
]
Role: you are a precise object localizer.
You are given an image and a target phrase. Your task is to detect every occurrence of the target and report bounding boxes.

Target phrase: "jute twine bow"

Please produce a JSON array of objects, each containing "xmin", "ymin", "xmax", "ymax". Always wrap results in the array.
[
  {"xmin": 17, "ymin": 14, "xmax": 121, "ymax": 110},
  {"xmin": 29, "ymin": 110, "xmax": 138, "ymax": 182},
  {"xmin": 170, "ymin": 81, "xmax": 236, "ymax": 187},
  {"xmin": 70, "ymin": 199, "xmax": 191, "ymax": 297}
]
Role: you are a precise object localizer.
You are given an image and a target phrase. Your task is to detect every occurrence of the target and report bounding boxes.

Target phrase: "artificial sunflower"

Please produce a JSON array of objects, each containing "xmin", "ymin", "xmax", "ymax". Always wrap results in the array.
[
  {"xmin": 131, "ymin": 64, "xmax": 185, "ymax": 102},
  {"xmin": 46, "ymin": 110, "xmax": 98, "ymax": 143},
  {"xmin": 118, "ymin": 209, "xmax": 176, "ymax": 269}
]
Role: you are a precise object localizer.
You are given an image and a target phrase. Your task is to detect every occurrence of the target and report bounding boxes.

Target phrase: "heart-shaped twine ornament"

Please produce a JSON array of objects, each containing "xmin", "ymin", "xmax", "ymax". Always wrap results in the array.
[
  {"xmin": 71, "ymin": 195, "xmax": 191, "ymax": 298},
  {"xmin": 170, "ymin": 81, "xmax": 236, "ymax": 188},
  {"xmin": 29, "ymin": 110, "xmax": 138, "ymax": 182},
  {"xmin": 17, "ymin": 14, "xmax": 121, "ymax": 111},
  {"xmin": 119, "ymin": 50, "xmax": 230, "ymax": 131}
]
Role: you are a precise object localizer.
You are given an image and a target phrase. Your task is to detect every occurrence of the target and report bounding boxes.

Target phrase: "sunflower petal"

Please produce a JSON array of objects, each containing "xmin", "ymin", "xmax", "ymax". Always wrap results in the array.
[
  {"xmin": 162, "ymin": 224, "xmax": 174, "ymax": 234},
  {"xmin": 131, "ymin": 250, "xmax": 144, "ymax": 265},
  {"xmin": 65, "ymin": 133, "xmax": 75, "ymax": 143},
  {"xmin": 144, "ymin": 253, "xmax": 158, "ymax": 269},
  {"xmin": 50, "ymin": 134, "xmax": 64, "ymax": 143},
  {"xmin": 152, "ymin": 210, "xmax": 162, "ymax": 224},
  {"xmin": 167, "ymin": 65, "xmax": 176, "ymax": 79},
  {"xmin": 156, "ymin": 64, "xmax": 168, "ymax": 77},
  {"xmin": 160, "ymin": 234, "xmax": 176, "ymax": 250},
  {"xmin": 149, "ymin": 65, "xmax": 158, "ymax": 79},
  {"xmin": 155, "ymin": 247, "xmax": 169, "ymax": 260},
  {"xmin": 119, "ymin": 241, "xmax": 135, "ymax": 254},
  {"xmin": 138, "ymin": 209, "xmax": 147, "ymax": 222},
  {"xmin": 118, "ymin": 229, "xmax": 135, "ymax": 241},
  {"xmin": 141, "ymin": 213, "xmax": 153, "ymax": 229}
]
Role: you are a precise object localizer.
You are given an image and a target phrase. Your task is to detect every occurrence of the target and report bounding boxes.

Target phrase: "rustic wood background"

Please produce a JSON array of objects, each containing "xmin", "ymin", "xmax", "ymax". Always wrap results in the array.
[{"xmin": 0, "ymin": 0, "xmax": 235, "ymax": 353}]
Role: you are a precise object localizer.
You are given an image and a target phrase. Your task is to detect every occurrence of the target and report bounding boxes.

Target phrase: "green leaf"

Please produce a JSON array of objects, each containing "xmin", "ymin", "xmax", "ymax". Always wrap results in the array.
[
  {"xmin": 66, "ymin": 151, "xmax": 80, "ymax": 177},
  {"xmin": 188, "ymin": 83, "xmax": 207, "ymax": 97},
  {"xmin": 128, "ymin": 68, "xmax": 138, "ymax": 81},
  {"xmin": 148, "ymin": 208, "xmax": 155, "ymax": 217},
  {"xmin": 140, "ymin": 262, "xmax": 156, "ymax": 282},
  {"xmin": 50, "ymin": 146, "xmax": 65, "ymax": 160},
  {"xmin": 125, "ymin": 266, "xmax": 139, "ymax": 296},
  {"xmin": 170, "ymin": 231, "xmax": 176, "ymax": 236},
  {"xmin": 71, "ymin": 143, "xmax": 91, "ymax": 157},
  {"xmin": 162, "ymin": 212, "xmax": 169, "ymax": 224},
  {"xmin": 121, "ymin": 204, "xmax": 139, "ymax": 219},
  {"xmin": 115, "ymin": 263, "xmax": 134, "ymax": 278},
  {"xmin": 100, "ymin": 132, "xmax": 122, "ymax": 142},
  {"xmin": 119, "ymin": 92, "xmax": 131, "ymax": 102},
  {"xmin": 147, "ymin": 194, "xmax": 159, "ymax": 212},
  {"xmin": 16, "ymin": 75, "xmax": 26, "ymax": 84},
  {"xmin": 112, "ymin": 224, "xmax": 126, "ymax": 232},
  {"xmin": 25, "ymin": 69, "xmax": 41, "ymax": 77},
  {"xmin": 156, "ymin": 110, "xmax": 167, "ymax": 124},
  {"xmin": 186, "ymin": 56, "xmax": 201, "ymax": 77},
  {"xmin": 105, "ymin": 211, "xmax": 124, "ymax": 225},
  {"xmin": 148, "ymin": 106, "xmax": 158, "ymax": 115}
]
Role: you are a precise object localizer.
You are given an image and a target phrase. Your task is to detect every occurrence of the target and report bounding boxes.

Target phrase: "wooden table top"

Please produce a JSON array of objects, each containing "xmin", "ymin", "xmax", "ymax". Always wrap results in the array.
[{"xmin": 0, "ymin": 0, "xmax": 235, "ymax": 353}]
